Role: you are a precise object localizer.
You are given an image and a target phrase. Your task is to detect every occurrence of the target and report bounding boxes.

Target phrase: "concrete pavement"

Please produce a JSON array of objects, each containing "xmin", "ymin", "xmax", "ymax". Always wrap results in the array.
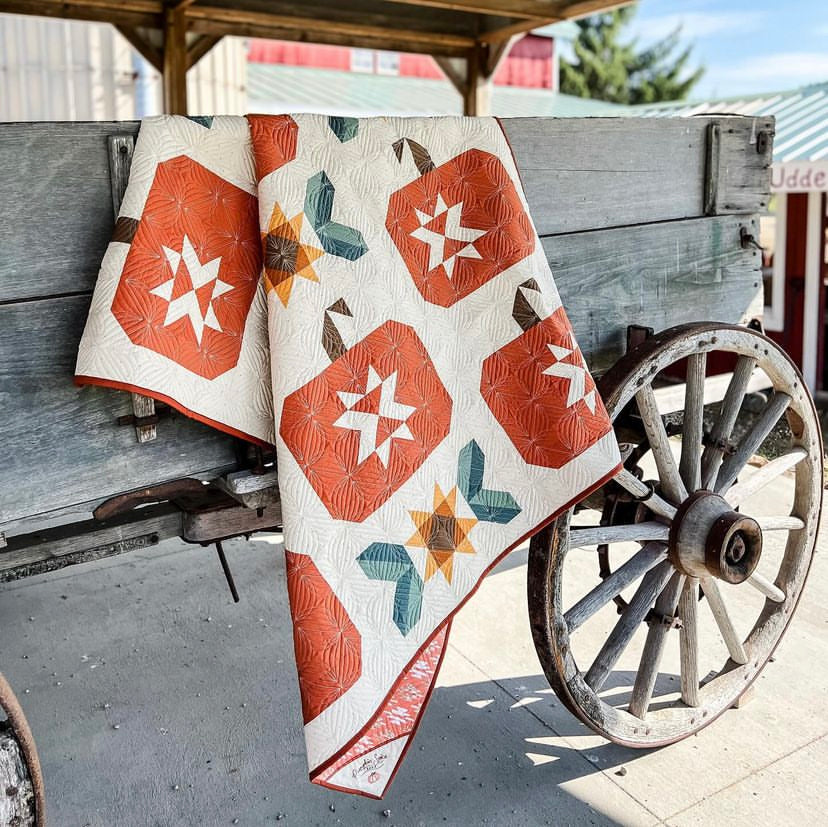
[{"xmin": 1, "ymin": 476, "xmax": 826, "ymax": 826}]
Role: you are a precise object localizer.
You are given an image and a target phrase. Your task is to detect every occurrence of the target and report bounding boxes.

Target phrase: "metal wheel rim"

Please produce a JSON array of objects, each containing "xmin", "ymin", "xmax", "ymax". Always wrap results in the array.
[
  {"xmin": 528, "ymin": 322, "xmax": 823, "ymax": 747},
  {"xmin": 0, "ymin": 671, "xmax": 45, "ymax": 825}
]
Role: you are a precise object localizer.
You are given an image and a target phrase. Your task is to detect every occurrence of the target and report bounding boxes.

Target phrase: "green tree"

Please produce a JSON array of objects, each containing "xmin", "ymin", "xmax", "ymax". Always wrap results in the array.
[{"xmin": 560, "ymin": 7, "xmax": 704, "ymax": 104}]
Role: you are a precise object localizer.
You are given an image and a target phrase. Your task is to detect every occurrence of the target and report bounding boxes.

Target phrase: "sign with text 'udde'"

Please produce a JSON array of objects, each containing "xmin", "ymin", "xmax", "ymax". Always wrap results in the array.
[{"xmin": 771, "ymin": 162, "xmax": 828, "ymax": 192}]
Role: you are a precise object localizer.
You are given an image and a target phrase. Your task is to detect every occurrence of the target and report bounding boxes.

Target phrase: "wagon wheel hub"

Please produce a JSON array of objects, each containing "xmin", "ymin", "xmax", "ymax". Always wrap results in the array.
[{"xmin": 669, "ymin": 490, "xmax": 762, "ymax": 584}]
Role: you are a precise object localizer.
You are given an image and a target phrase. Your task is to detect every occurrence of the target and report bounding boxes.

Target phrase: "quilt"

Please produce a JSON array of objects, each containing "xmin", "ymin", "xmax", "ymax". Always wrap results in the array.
[{"xmin": 76, "ymin": 113, "xmax": 621, "ymax": 797}]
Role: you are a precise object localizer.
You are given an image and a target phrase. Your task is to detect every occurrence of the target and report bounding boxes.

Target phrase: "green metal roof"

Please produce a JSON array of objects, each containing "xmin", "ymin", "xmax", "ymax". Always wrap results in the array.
[
  {"xmin": 248, "ymin": 65, "xmax": 828, "ymax": 162},
  {"xmin": 247, "ymin": 62, "xmax": 621, "ymax": 119},
  {"xmin": 532, "ymin": 20, "xmax": 580, "ymax": 40},
  {"xmin": 618, "ymin": 83, "xmax": 828, "ymax": 163}
]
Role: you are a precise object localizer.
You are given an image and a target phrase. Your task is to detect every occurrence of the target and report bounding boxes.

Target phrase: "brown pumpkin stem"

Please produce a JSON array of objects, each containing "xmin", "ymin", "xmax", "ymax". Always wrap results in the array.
[{"xmin": 392, "ymin": 138, "xmax": 435, "ymax": 176}]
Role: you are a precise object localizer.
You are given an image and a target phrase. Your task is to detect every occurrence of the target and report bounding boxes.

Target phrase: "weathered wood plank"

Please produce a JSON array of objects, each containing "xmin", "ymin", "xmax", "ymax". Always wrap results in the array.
[
  {"xmin": 0, "ymin": 117, "xmax": 765, "ymax": 535},
  {"xmin": 0, "ymin": 504, "xmax": 182, "ymax": 579},
  {"xmin": 182, "ymin": 502, "xmax": 282, "ymax": 543},
  {"xmin": 0, "ymin": 210, "xmax": 759, "ymax": 526},
  {"xmin": 0, "ymin": 121, "xmax": 139, "ymax": 303},
  {"xmin": 0, "ymin": 117, "xmax": 770, "ymax": 302},
  {"xmin": 709, "ymin": 118, "xmax": 774, "ymax": 215},
  {"xmin": 550, "ymin": 214, "xmax": 763, "ymax": 374},
  {"xmin": 0, "ymin": 295, "xmax": 237, "ymax": 526},
  {"xmin": 502, "ymin": 116, "xmax": 773, "ymax": 237}
]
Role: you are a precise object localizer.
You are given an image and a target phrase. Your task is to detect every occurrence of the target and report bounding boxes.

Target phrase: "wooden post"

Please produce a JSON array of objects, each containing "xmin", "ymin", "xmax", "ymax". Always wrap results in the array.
[
  {"xmin": 438, "ymin": 37, "xmax": 516, "ymax": 116},
  {"xmin": 463, "ymin": 43, "xmax": 489, "ymax": 116},
  {"xmin": 162, "ymin": 5, "xmax": 188, "ymax": 115}
]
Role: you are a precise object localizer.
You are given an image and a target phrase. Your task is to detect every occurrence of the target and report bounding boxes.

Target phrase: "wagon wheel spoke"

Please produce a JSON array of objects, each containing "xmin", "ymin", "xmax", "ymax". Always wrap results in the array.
[
  {"xmin": 755, "ymin": 515, "xmax": 805, "ymax": 531},
  {"xmin": 725, "ymin": 448, "xmax": 808, "ymax": 506},
  {"xmin": 568, "ymin": 522, "xmax": 669, "ymax": 549},
  {"xmin": 700, "ymin": 577, "xmax": 749, "ymax": 664},
  {"xmin": 565, "ymin": 543, "xmax": 667, "ymax": 632},
  {"xmin": 678, "ymin": 577, "xmax": 700, "ymax": 706},
  {"xmin": 584, "ymin": 560, "xmax": 674, "ymax": 691},
  {"xmin": 715, "ymin": 392, "xmax": 792, "ymax": 494},
  {"xmin": 747, "ymin": 572, "xmax": 786, "ymax": 603},
  {"xmin": 700, "ymin": 355, "xmax": 757, "ymax": 489},
  {"xmin": 629, "ymin": 572, "xmax": 686, "ymax": 718},
  {"xmin": 679, "ymin": 352, "xmax": 706, "ymax": 492},
  {"xmin": 636, "ymin": 384, "xmax": 688, "ymax": 504},
  {"xmin": 614, "ymin": 469, "xmax": 677, "ymax": 520}
]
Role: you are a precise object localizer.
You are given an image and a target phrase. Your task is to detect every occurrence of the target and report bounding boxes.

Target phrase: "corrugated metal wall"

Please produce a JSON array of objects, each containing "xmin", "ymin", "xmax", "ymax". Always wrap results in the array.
[{"xmin": 0, "ymin": 13, "xmax": 247, "ymax": 121}]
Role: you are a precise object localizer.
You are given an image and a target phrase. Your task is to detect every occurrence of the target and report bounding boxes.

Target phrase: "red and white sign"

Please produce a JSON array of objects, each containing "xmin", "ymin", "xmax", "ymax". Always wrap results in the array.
[{"xmin": 771, "ymin": 161, "xmax": 828, "ymax": 192}]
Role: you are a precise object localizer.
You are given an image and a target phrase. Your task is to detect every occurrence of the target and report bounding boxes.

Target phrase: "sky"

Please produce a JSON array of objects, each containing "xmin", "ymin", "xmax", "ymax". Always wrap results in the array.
[{"xmin": 617, "ymin": 0, "xmax": 828, "ymax": 99}]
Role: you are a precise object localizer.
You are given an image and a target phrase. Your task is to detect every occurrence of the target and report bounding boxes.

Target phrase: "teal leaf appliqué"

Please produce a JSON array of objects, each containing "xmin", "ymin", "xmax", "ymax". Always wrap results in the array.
[
  {"xmin": 304, "ymin": 171, "xmax": 368, "ymax": 261},
  {"xmin": 457, "ymin": 440, "xmax": 522, "ymax": 524},
  {"xmin": 357, "ymin": 543, "xmax": 424, "ymax": 636}
]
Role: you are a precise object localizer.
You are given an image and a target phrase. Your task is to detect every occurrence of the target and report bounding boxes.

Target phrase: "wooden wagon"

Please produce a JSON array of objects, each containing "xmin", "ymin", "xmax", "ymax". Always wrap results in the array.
[{"xmin": 2, "ymin": 114, "xmax": 822, "ymax": 824}]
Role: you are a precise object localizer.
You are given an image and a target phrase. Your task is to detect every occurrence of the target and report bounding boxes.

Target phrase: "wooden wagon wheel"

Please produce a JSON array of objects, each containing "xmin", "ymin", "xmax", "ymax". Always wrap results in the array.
[
  {"xmin": 0, "ymin": 672, "xmax": 45, "ymax": 825},
  {"xmin": 528, "ymin": 322, "xmax": 823, "ymax": 746}
]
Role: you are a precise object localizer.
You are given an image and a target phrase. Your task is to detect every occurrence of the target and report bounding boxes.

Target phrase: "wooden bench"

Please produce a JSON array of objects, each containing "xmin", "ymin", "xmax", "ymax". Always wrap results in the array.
[{"xmin": 0, "ymin": 115, "xmax": 772, "ymax": 580}]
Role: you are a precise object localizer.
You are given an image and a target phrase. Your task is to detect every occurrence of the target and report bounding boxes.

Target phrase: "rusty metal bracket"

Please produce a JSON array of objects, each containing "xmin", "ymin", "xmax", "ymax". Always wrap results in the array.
[
  {"xmin": 626, "ymin": 324, "xmax": 655, "ymax": 352},
  {"xmin": 93, "ymin": 478, "xmax": 208, "ymax": 521},
  {"xmin": 704, "ymin": 121, "xmax": 722, "ymax": 215},
  {"xmin": 702, "ymin": 427, "xmax": 738, "ymax": 455},
  {"xmin": 740, "ymin": 226, "xmax": 765, "ymax": 252},
  {"xmin": 644, "ymin": 610, "xmax": 683, "ymax": 629},
  {"xmin": 117, "ymin": 401, "xmax": 173, "ymax": 430}
]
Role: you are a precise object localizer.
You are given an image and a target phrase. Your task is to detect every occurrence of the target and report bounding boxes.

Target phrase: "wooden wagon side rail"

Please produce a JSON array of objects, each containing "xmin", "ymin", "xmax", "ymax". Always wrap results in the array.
[
  {"xmin": 0, "ymin": 115, "xmax": 773, "ymax": 578},
  {"xmin": 0, "ymin": 117, "xmax": 772, "ymax": 302}
]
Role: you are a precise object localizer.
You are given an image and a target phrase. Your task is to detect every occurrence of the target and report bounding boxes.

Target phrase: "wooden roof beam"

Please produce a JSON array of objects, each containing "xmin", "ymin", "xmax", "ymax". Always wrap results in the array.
[
  {"xmin": 380, "ymin": 0, "xmax": 630, "ymax": 19},
  {"xmin": 187, "ymin": 33, "xmax": 222, "ymax": 69},
  {"xmin": 0, "ymin": 0, "xmax": 162, "ymax": 28},
  {"xmin": 116, "ymin": 25, "xmax": 163, "ymax": 72},
  {"xmin": 381, "ymin": 0, "xmax": 548, "ymax": 18},
  {"xmin": 562, "ymin": 0, "xmax": 632, "ymax": 18},
  {"xmin": 186, "ymin": 6, "xmax": 477, "ymax": 56},
  {"xmin": 477, "ymin": 16, "xmax": 555, "ymax": 43}
]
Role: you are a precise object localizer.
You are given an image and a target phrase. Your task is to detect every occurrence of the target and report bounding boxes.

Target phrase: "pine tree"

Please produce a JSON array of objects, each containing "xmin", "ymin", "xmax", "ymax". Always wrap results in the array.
[{"xmin": 560, "ymin": 7, "xmax": 704, "ymax": 104}]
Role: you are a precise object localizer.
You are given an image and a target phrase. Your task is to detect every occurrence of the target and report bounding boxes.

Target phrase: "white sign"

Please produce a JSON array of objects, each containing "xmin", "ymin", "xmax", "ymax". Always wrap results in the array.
[{"xmin": 771, "ymin": 161, "xmax": 828, "ymax": 192}]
